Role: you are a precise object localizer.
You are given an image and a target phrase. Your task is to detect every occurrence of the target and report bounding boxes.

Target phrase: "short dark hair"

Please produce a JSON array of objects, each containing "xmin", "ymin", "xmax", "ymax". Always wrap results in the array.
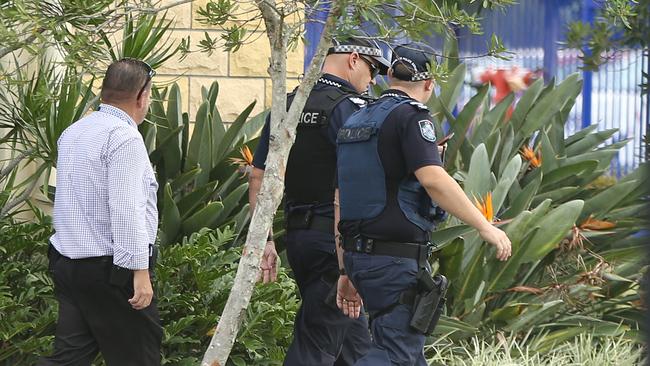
[{"xmin": 100, "ymin": 59, "xmax": 153, "ymax": 103}]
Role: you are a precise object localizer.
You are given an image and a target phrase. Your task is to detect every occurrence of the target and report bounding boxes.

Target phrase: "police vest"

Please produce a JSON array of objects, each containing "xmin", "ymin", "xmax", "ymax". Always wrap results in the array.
[
  {"xmin": 337, "ymin": 96, "xmax": 443, "ymax": 232},
  {"xmin": 285, "ymin": 84, "xmax": 362, "ymax": 205}
]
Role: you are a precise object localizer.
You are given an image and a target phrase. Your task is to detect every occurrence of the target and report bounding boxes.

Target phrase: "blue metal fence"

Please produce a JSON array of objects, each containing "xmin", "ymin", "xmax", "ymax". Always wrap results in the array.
[
  {"xmin": 453, "ymin": 0, "xmax": 647, "ymax": 175},
  {"xmin": 303, "ymin": 1, "xmax": 648, "ymax": 174}
]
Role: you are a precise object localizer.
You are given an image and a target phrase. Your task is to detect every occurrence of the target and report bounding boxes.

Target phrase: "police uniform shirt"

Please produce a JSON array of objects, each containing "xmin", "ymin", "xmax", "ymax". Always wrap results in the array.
[
  {"xmin": 339, "ymin": 89, "xmax": 443, "ymax": 243},
  {"xmin": 252, "ymin": 74, "xmax": 364, "ymax": 210}
]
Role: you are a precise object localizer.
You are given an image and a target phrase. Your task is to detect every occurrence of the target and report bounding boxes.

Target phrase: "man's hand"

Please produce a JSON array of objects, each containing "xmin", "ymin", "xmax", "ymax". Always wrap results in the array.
[
  {"xmin": 479, "ymin": 225, "xmax": 512, "ymax": 261},
  {"xmin": 129, "ymin": 269, "xmax": 154, "ymax": 310},
  {"xmin": 259, "ymin": 240, "xmax": 278, "ymax": 283},
  {"xmin": 336, "ymin": 275, "xmax": 362, "ymax": 319}
]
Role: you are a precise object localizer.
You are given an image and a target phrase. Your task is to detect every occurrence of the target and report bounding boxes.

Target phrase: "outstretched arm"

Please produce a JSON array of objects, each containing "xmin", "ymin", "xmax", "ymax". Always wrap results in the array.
[{"xmin": 414, "ymin": 165, "xmax": 512, "ymax": 261}]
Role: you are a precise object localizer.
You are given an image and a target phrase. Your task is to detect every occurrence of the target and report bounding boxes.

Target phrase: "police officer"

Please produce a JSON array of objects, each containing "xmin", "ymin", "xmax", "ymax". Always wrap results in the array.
[
  {"xmin": 249, "ymin": 37, "xmax": 391, "ymax": 365},
  {"xmin": 336, "ymin": 43, "xmax": 512, "ymax": 365}
]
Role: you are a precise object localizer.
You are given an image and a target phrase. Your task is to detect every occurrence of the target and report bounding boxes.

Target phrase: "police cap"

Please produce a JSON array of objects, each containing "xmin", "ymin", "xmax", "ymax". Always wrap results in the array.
[
  {"xmin": 390, "ymin": 43, "xmax": 435, "ymax": 82},
  {"xmin": 328, "ymin": 37, "xmax": 391, "ymax": 75}
]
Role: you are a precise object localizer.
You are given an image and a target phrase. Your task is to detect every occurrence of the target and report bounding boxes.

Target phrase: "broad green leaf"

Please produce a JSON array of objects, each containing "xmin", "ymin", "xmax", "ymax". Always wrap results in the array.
[
  {"xmin": 496, "ymin": 124, "xmax": 515, "ymax": 176},
  {"xmin": 518, "ymin": 74, "xmax": 582, "ymax": 139},
  {"xmin": 520, "ymin": 200, "xmax": 584, "ymax": 263},
  {"xmin": 160, "ymin": 183, "xmax": 181, "ymax": 246},
  {"xmin": 186, "ymin": 102, "xmax": 208, "ymax": 170},
  {"xmin": 428, "ymin": 63, "xmax": 466, "ymax": 124},
  {"xmin": 181, "ymin": 201, "xmax": 225, "ymax": 234},
  {"xmin": 490, "ymin": 303, "xmax": 525, "ymax": 323},
  {"xmin": 503, "ymin": 169, "xmax": 542, "ymax": 219},
  {"xmin": 540, "ymin": 132, "xmax": 558, "ymax": 174},
  {"xmin": 438, "ymin": 237, "xmax": 464, "ymax": 300},
  {"xmin": 564, "ymin": 149, "xmax": 619, "ymax": 171},
  {"xmin": 531, "ymin": 186, "xmax": 580, "ymax": 206},
  {"xmin": 196, "ymin": 103, "xmax": 214, "ymax": 186},
  {"xmin": 213, "ymin": 183, "xmax": 248, "ymax": 226},
  {"xmin": 454, "ymin": 243, "xmax": 485, "ymax": 314},
  {"xmin": 433, "ymin": 316, "xmax": 478, "ymax": 337},
  {"xmin": 541, "ymin": 160, "xmax": 598, "ymax": 188},
  {"xmin": 176, "ymin": 181, "xmax": 218, "ymax": 219},
  {"xmin": 464, "ymin": 144, "xmax": 491, "ymax": 197},
  {"xmin": 471, "ymin": 93, "xmax": 513, "ymax": 146},
  {"xmin": 564, "ymin": 124, "xmax": 599, "ymax": 145},
  {"xmin": 492, "ymin": 155, "xmax": 522, "ymax": 215},
  {"xmin": 565, "ymin": 128, "xmax": 619, "ymax": 156},
  {"xmin": 446, "ymin": 85, "xmax": 489, "ymax": 167},
  {"xmin": 509, "ymin": 79, "xmax": 544, "ymax": 132},
  {"xmin": 215, "ymin": 101, "xmax": 256, "ymax": 163},
  {"xmin": 430, "ymin": 225, "xmax": 473, "ymax": 249},
  {"xmin": 504, "ymin": 300, "xmax": 564, "ymax": 332},
  {"xmin": 582, "ymin": 180, "xmax": 640, "ymax": 220},
  {"xmin": 170, "ymin": 167, "xmax": 201, "ymax": 194}
]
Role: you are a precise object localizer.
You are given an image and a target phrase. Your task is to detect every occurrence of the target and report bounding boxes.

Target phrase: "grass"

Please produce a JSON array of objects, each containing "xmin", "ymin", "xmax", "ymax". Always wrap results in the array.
[{"xmin": 426, "ymin": 333, "xmax": 645, "ymax": 366}]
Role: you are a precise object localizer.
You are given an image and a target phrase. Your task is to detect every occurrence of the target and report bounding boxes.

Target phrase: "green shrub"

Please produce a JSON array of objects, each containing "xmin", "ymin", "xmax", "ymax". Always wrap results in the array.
[
  {"xmin": 0, "ymin": 218, "xmax": 298, "ymax": 365},
  {"xmin": 0, "ymin": 214, "xmax": 55, "ymax": 365},
  {"xmin": 156, "ymin": 227, "xmax": 299, "ymax": 365}
]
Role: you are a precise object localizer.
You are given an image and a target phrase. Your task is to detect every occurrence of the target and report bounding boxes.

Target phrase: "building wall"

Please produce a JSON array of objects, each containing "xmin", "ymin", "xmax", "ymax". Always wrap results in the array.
[{"xmin": 159, "ymin": 0, "xmax": 304, "ymax": 122}]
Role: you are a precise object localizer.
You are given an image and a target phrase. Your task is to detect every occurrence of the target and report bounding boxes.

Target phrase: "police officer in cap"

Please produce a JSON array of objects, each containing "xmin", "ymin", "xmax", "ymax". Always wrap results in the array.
[
  {"xmin": 336, "ymin": 43, "xmax": 512, "ymax": 365},
  {"xmin": 249, "ymin": 37, "xmax": 390, "ymax": 365}
]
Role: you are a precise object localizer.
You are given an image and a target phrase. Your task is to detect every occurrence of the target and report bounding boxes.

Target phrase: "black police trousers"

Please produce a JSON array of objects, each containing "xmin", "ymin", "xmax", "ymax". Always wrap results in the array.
[
  {"xmin": 284, "ymin": 229, "xmax": 371, "ymax": 366},
  {"xmin": 38, "ymin": 245, "xmax": 162, "ymax": 366}
]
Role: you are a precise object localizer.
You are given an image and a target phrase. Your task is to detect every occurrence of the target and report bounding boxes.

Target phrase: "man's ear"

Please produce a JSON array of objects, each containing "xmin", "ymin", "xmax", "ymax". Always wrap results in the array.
[
  {"xmin": 348, "ymin": 52, "xmax": 360, "ymax": 69},
  {"xmin": 424, "ymin": 79, "xmax": 435, "ymax": 91},
  {"xmin": 136, "ymin": 88, "xmax": 149, "ymax": 107}
]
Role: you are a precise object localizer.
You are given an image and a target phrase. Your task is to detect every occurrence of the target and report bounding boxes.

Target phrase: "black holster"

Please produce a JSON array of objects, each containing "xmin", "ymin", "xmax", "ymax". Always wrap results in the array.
[{"xmin": 409, "ymin": 270, "xmax": 448, "ymax": 335}]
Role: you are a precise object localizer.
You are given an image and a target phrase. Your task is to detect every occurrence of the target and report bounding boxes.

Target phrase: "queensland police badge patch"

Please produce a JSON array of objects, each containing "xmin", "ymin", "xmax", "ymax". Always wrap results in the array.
[{"xmin": 418, "ymin": 120, "xmax": 436, "ymax": 142}]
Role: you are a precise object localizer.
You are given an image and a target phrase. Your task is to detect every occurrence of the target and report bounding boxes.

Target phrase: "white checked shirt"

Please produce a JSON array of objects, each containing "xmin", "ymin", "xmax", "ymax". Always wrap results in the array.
[{"xmin": 50, "ymin": 104, "xmax": 158, "ymax": 270}]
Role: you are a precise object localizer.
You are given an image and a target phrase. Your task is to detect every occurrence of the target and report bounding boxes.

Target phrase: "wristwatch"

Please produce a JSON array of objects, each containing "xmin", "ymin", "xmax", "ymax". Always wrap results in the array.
[{"xmin": 339, "ymin": 267, "xmax": 347, "ymax": 276}]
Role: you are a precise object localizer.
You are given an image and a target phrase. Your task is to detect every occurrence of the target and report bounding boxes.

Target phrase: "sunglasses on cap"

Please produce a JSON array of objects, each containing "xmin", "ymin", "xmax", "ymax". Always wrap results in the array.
[
  {"xmin": 359, "ymin": 55, "xmax": 380, "ymax": 79},
  {"xmin": 120, "ymin": 58, "xmax": 156, "ymax": 100}
]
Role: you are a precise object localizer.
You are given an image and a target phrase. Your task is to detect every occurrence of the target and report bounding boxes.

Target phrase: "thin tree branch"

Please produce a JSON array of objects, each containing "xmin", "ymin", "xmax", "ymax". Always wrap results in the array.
[
  {"xmin": 0, "ymin": 31, "xmax": 44, "ymax": 59},
  {"xmin": 0, "ymin": 172, "xmax": 40, "ymax": 220},
  {"xmin": 137, "ymin": 0, "xmax": 194, "ymax": 13},
  {"xmin": 0, "ymin": 149, "xmax": 33, "ymax": 179}
]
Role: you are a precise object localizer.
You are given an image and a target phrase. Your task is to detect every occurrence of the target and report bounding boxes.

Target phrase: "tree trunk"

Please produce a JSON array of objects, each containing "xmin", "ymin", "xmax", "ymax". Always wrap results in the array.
[{"xmin": 201, "ymin": 1, "xmax": 345, "ymax": 365}]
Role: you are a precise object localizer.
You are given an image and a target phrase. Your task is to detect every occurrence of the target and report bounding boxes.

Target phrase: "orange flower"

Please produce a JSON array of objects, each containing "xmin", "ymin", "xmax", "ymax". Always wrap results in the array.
[
  {"xmin": 473, "ymin": 191, "xmax": 494, "ymax": 222},
  {"xmin": 579, "ymin": 215, "xmax": 616, "ymax": 230},
  {"xmin": 229, "ymin": 146, "xmax": 254, "ymax": 175},
  {"xmin": 229, "ymin": 146, "xmax": 254, "ymax": 167},
  {"xmin": 520, "ymin": 146, "xmax": 542, "ymax": 168}
]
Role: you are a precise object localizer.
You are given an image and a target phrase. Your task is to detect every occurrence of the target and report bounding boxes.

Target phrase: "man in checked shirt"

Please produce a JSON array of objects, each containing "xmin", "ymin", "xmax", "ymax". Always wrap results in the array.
[{"xmin": 39, "ymin": 59, "xmax": 162, "ymax": 366}]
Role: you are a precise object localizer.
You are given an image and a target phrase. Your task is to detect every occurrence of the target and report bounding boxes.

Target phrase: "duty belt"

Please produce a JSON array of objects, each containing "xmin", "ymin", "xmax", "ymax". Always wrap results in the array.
[
  {"xmin": 342, "ymin": 236, "xmax": 434, "ymax": 263},
  {"xmin": 285, "ymin": 209, "xmax": 334, "ymax": 233}
]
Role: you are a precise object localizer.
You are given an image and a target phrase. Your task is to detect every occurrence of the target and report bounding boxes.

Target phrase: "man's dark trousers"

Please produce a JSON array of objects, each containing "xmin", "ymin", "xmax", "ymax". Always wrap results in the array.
[
  {"xmin": 344, "ymin": 252, "xmax": 427, "ymax": 366},
  {"xmin": 38, "ymin": 246, "xmax": 162, "ymax": 366},
  {"xmin": 283, "ymin": 229, "xmax": 371, "ymax": 366}
]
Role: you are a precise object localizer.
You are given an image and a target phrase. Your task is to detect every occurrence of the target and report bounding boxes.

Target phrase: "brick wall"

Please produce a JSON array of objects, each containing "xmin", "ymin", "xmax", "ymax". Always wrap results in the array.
[{"xmin": 159, "ymin": 0, "xmax": 304, "ymax": 122}]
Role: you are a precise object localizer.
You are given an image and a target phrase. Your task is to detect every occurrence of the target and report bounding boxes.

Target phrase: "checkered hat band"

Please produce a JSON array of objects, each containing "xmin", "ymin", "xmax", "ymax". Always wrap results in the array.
[
  {"xmin": 391, "ymin": 57, "xmax": 431, "ymax": 81},
  {"xmin": 331, "ymin": 45, "xmax": 382, "ymax": 57},
  {"xmin": 411, "ymin": 72, "xmax": 432, "ymax": 81}
]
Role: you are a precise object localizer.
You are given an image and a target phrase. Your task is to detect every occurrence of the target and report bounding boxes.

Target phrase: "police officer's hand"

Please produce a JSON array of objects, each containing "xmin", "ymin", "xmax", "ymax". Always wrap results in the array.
[
  {"xmin": 129, "ymin": 269, "xmax": 154, "ymax": 310},
  {"xmin": 259, "ymin": 240, "xmax": 278, "ymax": 283},
  {"xmin": 336, "ymin": 275, "xmax": 362, "ymax": 319},
  {"xmin": 479, "ymin": 225, "xmax": 512, "ymax": 261}
]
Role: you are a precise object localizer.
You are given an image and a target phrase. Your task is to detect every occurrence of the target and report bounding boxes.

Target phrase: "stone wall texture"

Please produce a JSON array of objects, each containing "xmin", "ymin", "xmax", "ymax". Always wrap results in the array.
[{"xmin": 160, "ymin": 0, "xmax": 304, "ymax": 122}]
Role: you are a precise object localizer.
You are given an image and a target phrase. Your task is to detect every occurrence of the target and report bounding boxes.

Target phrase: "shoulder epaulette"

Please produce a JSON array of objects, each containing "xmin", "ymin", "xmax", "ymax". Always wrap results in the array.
[
  {"xmin": 348, "ymin": 96, "xmax": 367, "ymax": 107},
  {"xmin": 409, "ymin": 101, "xmax": 429, "ymax": 111}
]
